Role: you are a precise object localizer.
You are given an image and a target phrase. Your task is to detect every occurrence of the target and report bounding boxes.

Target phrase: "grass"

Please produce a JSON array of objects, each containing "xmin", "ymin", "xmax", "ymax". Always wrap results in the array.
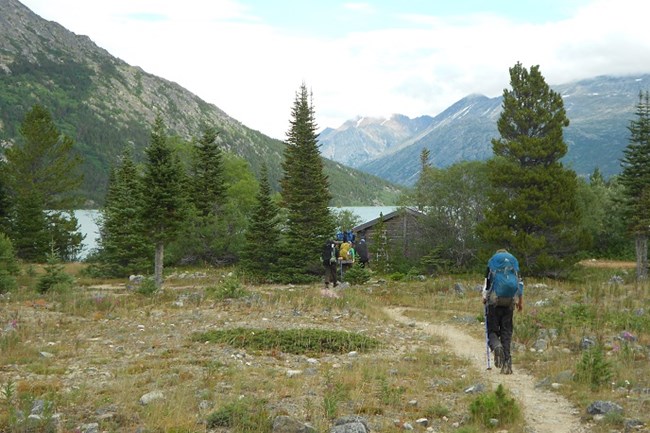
[{"xmin": 0, "ymin": 260, "xmax": 647, "ymax": 432}]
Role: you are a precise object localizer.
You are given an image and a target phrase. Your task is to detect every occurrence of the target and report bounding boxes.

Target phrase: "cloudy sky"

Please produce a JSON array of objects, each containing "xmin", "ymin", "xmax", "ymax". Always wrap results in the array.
[{"xmin": 20, "ymin": 0, "xmax": 650, "ymax": 140}]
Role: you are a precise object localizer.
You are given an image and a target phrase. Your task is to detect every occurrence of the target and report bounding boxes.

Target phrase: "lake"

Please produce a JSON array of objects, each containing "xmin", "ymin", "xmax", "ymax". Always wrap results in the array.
[{"xmin": 75, "ymin": 206, "xmax": 398, "ymax": 259}]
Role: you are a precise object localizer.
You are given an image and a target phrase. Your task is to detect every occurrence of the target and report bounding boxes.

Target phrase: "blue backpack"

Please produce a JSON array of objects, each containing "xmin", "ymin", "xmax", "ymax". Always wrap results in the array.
[{"xmin": 488, "ymin": 252, "xmax": 520, "ymax": 298}]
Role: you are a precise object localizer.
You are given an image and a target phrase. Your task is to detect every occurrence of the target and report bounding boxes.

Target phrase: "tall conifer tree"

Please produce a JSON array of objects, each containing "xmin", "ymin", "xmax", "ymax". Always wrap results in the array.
[
  {"xmin": 279, "ymin": 83, "xmax": 334, "ymax": 282},
  {"xmin": 141, "ymin": 116, "xmax": 187, "ymax": 287},
  {"xmin": 96, "ymin": 146, "xmax": 151, "ymax": 276},
  {"xmin": 240, "ymin": 164, "xmax": 282, "ymax": 280},
  {"xmin": 619, "ymin": 91, "xmax": 650, "ymax": 281},
  {"xmin": 190, "ymin": 127, "xmax": 226, "ymax": 217},
  {"xmin": 479, "ymin": 63, "xmax": 583, "ymax": 276},
  {"xmin": 3, "ymin": 105, "xmax": 83, "ymax": 261}
]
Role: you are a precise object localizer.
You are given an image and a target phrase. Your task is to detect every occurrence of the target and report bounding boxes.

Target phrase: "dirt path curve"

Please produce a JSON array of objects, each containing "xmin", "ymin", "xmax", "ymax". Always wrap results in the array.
[{"xmin": 384, "ymin": 307, "xmax": 589, "ymax": 433}]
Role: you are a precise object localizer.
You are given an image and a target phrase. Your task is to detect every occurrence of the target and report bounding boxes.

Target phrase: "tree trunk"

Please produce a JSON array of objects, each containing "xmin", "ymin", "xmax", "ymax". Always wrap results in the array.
[
  {"xmin": 155, "ymin": 241, "xmax": 164, "ymax": 288},
  {"xmin": 635, "ymin": 234, "xmax": 648, "ymax": 281}
]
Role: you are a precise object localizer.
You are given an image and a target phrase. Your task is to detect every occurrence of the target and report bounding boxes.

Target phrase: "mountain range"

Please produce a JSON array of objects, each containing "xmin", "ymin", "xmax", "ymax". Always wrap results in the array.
[
  {"xmin": 2, "ymin": 0, "xmax": 647, "ymax": 207},
  {"xmin": 0, "ymin": 0, "xmax": 402, "ymax": 206},
  {"xmin": 319, "ymin": 75, "xmax": 649, "ymax": 185}
]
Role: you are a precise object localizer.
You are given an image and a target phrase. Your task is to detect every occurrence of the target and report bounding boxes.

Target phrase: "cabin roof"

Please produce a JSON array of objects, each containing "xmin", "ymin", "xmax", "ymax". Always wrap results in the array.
[{"xmin": 352, "ymin": 207, "xmax": 424, "ymax": 233}]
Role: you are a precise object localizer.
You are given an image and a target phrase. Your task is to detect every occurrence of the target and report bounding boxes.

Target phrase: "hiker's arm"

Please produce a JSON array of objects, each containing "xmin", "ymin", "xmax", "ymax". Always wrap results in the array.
[
  {"xmin": 516, "ymin": 279, "xmax": 524, "ymax": 311},
  {"xmin": 481, "ymin": 267, "xmax": 490, "ymax": 303}
]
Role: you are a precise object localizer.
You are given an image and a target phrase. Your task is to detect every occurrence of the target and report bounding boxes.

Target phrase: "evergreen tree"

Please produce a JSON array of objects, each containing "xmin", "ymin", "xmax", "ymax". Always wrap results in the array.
[
  {"xmin": 95, "ymin": 146, "xmax": 151, "ymax": 277},
  {"xmin": 3, "ymin": 104, "xmax": 83, "ymax": 261},
  {"xmin": 0, "ymin": 156, "xmax": 10, "ymax": 233},
  {"xmin": 619, "ymin": 91, "xmax": 650, "ymax": 280},
  {"xmin": 479, "ymin": 63, "xmax": 584, "ymax": 276},
  {"xmin": 279, "ymin": 83, "xmax": 334, "ymax": 282},
  {"xmin": 189, "ymin": 127, "xmax": 226, "ymax": 217},
  {"xmin": 141, "ymin": 116, "xmax": 187, "ymax": 288},
  {"xmin": 0, "ymin": 232, "xmax": 19, "ymax": 293},
  {"xmin": 11, "ymin": 189, "xmax": 49, "ymax": 262},
  {"xmin": 240, "ymin": 164, "xmax": 282, "ymax": 280}
]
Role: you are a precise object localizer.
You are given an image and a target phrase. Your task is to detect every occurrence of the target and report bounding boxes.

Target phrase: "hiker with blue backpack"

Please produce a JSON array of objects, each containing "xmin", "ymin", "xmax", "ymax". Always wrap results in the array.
[{"xmin": 482, "ymin": 249, "xmax": 524, "ymax": 374}]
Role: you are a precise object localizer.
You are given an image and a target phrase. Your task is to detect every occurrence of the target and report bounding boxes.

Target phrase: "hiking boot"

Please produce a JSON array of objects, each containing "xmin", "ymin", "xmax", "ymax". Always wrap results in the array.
[
  {"xmin": 500, "ymin": 358, "xmax": 512, "ymax": 374},
  {"xmin": 493, "ymin": 345, "xmax": 504, "ymax": 368}
]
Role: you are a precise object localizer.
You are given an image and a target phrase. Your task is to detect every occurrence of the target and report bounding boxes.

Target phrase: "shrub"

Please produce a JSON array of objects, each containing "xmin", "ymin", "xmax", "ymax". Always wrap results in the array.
[
  {"xmin": 37, "ymin": 254, "xmax": 74, "ymax": 294},
  {"xmin": 469, "ymin": 384, "xmax": 521, "ymax": 428},
  {"xmin": 135, "ymin": 277, "xmax": 157, "ymax": 296},
  {"xmin": 193, "ymin": 327, "xmax": 380, "ymax": 355},
  {"xmin": 575, "ymin": 344, "xmax": 613, "ymax": 390},
  {"xmin": 206, "ymin": 397, "xmax": 271, "ymax": 432},
  {"xmin": 206, "ymin": 275, "xmax": 248, "ymax": 300},
  {"xmin": 343, "ymin": 264, "xmax": 371, "ymax": 285}
]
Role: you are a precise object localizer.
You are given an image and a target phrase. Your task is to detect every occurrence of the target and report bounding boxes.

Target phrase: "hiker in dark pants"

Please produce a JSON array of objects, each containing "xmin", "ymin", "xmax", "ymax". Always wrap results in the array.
[
  {"xmin": 482, "ymin": 249, "xmax": 524, "ymax": 374},
  {"xmin": 322, "ymin": 239, "xmax": 339, "ymax": 288}
]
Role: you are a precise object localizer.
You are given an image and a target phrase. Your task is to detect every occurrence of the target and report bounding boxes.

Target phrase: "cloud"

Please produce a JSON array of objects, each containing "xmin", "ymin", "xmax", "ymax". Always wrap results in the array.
[{"xmin": 19, "ymin": 0, "xmax": 650, "ymax": 140}]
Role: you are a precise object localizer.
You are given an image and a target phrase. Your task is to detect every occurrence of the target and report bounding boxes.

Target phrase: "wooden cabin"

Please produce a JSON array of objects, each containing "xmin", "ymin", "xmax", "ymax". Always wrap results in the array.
[{"xmin": 352, "ymin": 207, "xmax": 426, "ymax": 262}]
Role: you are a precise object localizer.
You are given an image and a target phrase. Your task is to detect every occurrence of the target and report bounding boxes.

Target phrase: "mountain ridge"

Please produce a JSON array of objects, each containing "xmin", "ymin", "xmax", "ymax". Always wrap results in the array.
[
  {"xmin": 0, "ymin": 0, "xmax": 402, "ymax": 206},
  {"xmin": 319, "ymin": 74, "xmax": 649, "ymax": 185}
]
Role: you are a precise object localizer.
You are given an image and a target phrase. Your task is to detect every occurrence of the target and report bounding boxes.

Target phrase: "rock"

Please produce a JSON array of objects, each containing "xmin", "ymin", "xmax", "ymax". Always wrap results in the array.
[
  {"xmin": 272, "ymin": 415, "xmax": 316, "ymax": 433},
  {"xmin": 587, "ymin": 400, "xmax": 624, "ymax": 415},
  {"xmin": 555, "ymin": 370, "xmax": 574, "ymax": 383},
  {"xmin": 30, "ymin": 399, "xmax": 45, "ymax": 415},
  {"xmin": 129, "ymin": 275, "xmax": 145, "ymax": 283},
  {"xmin": 332, "ymin": 416, "xmax": 370, "ymax": 433},
  {"xmin": 139, "ymin": 390, "xmax": 164, "ymax": 405},
  {"xmin": 580, "ymin": 337, "xmax": 596, "ymax": 350},
  {"xmin": 80, "ymin": 423, "xmax": 99, "ymax": 433},
  {"xmin": 535, "ymin": 377, "xmax": 551, "ymax": 389},
  {"xmin": 609, "ymin": 275, "xmax": 625, "ymax": 285},
  {"xmin": 330, "ymin": 422, "xmax": 368, "ymax": 433},
  {"xmin": 415, "ymin": 418, "xmax": 429, "ymax": 427},
  {"xmin": 453, "ymin": 283, "xmax": 465, "ymax": 296},
  {"xmin": 286, "ymin": 369, "xmax": 303, "ymax": 378},
  {"xmin": 533, "ymin": 339, "xmax": 548, "ymax": 352},
  {"xmin": 624, "ymin": 419, "xmax": 645, "ymax": 432},
  {"xmin": 464, "ymin": 383, "xmax": 486, "ymax": 394}
]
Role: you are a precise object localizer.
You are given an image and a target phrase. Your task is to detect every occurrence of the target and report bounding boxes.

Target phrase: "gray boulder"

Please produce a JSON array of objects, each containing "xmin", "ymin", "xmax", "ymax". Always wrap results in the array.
[
  {"xmin": 587, "ymin": 400, "xmax": 623, "ymax": 415},
  {"xmin": 272, "ymin": 416, "xmax": 316, "ymax": 433}
]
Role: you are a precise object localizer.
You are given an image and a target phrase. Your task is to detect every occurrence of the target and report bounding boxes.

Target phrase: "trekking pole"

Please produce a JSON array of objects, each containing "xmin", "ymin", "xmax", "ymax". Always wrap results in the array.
[{"xmin": 485, "ymin": 302, "xmax": 491, "ymax": 370}]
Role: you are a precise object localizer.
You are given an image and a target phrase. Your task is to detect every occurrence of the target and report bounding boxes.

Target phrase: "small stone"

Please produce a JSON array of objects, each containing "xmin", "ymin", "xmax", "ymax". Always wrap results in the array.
[
  {"xmin": 139, "ymin": 391, "xmax": 164, "ymax": 405},
  {"xmin": 286, "ymin": 369, "xmax": 303, "ymax": 378}
]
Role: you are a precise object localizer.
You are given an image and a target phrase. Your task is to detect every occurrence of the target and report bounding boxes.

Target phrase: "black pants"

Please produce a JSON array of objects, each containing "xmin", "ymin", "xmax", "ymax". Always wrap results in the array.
[
  {"xmin": 486, "ymin": 304, "xmax": 514, "ymax": 361},
  {"xmin": 323, "ymin": 262, "xmax": 337, "ymax": 286}
]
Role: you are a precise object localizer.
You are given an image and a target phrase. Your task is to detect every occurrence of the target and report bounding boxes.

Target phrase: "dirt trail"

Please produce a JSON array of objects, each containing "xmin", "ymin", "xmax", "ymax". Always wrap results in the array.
[{"xmin": 384, "ymin": 307, "xmax": 589, "ymax": 433}]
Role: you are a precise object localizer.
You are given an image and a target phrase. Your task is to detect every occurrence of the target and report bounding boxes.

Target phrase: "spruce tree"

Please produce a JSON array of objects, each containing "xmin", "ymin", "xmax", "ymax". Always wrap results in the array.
[
  {"xmin": 479, "ymin": 63, "xmax": 583, "ymax": 276},
  {"xmin": 279, "ymin": 83, "xmax": 334, "ymax": 282},
  {"xmin": 240, "ymin": 164, "xmax": 282, "ymax": 280},
  {"xmin": 96, "ymin": 146, "xmax": 151, "ymax": 277},
  {"xmin": 141, "ymin": 116, "xmax": 187, "ymax": 288},
  {"xmin": 0, "ymin": 232, "xmax": 19, "ymax": 293},
  {"xmin": 190, "ymin": 127, "xmax": 226, "ymax": 217},
  {"xmin": 3, "ymin": 105, "xmax": 83, "ymax": 261},
  {"xmin": 619, "ymin": 91, "xmax": 650, "ymax": 281}
]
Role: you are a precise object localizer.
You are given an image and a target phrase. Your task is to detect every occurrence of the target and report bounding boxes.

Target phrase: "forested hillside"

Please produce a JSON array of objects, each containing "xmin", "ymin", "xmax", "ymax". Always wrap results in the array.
[{"xmin": 0, "ymin": 0, "xmax": 402, "ymax": 206}]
